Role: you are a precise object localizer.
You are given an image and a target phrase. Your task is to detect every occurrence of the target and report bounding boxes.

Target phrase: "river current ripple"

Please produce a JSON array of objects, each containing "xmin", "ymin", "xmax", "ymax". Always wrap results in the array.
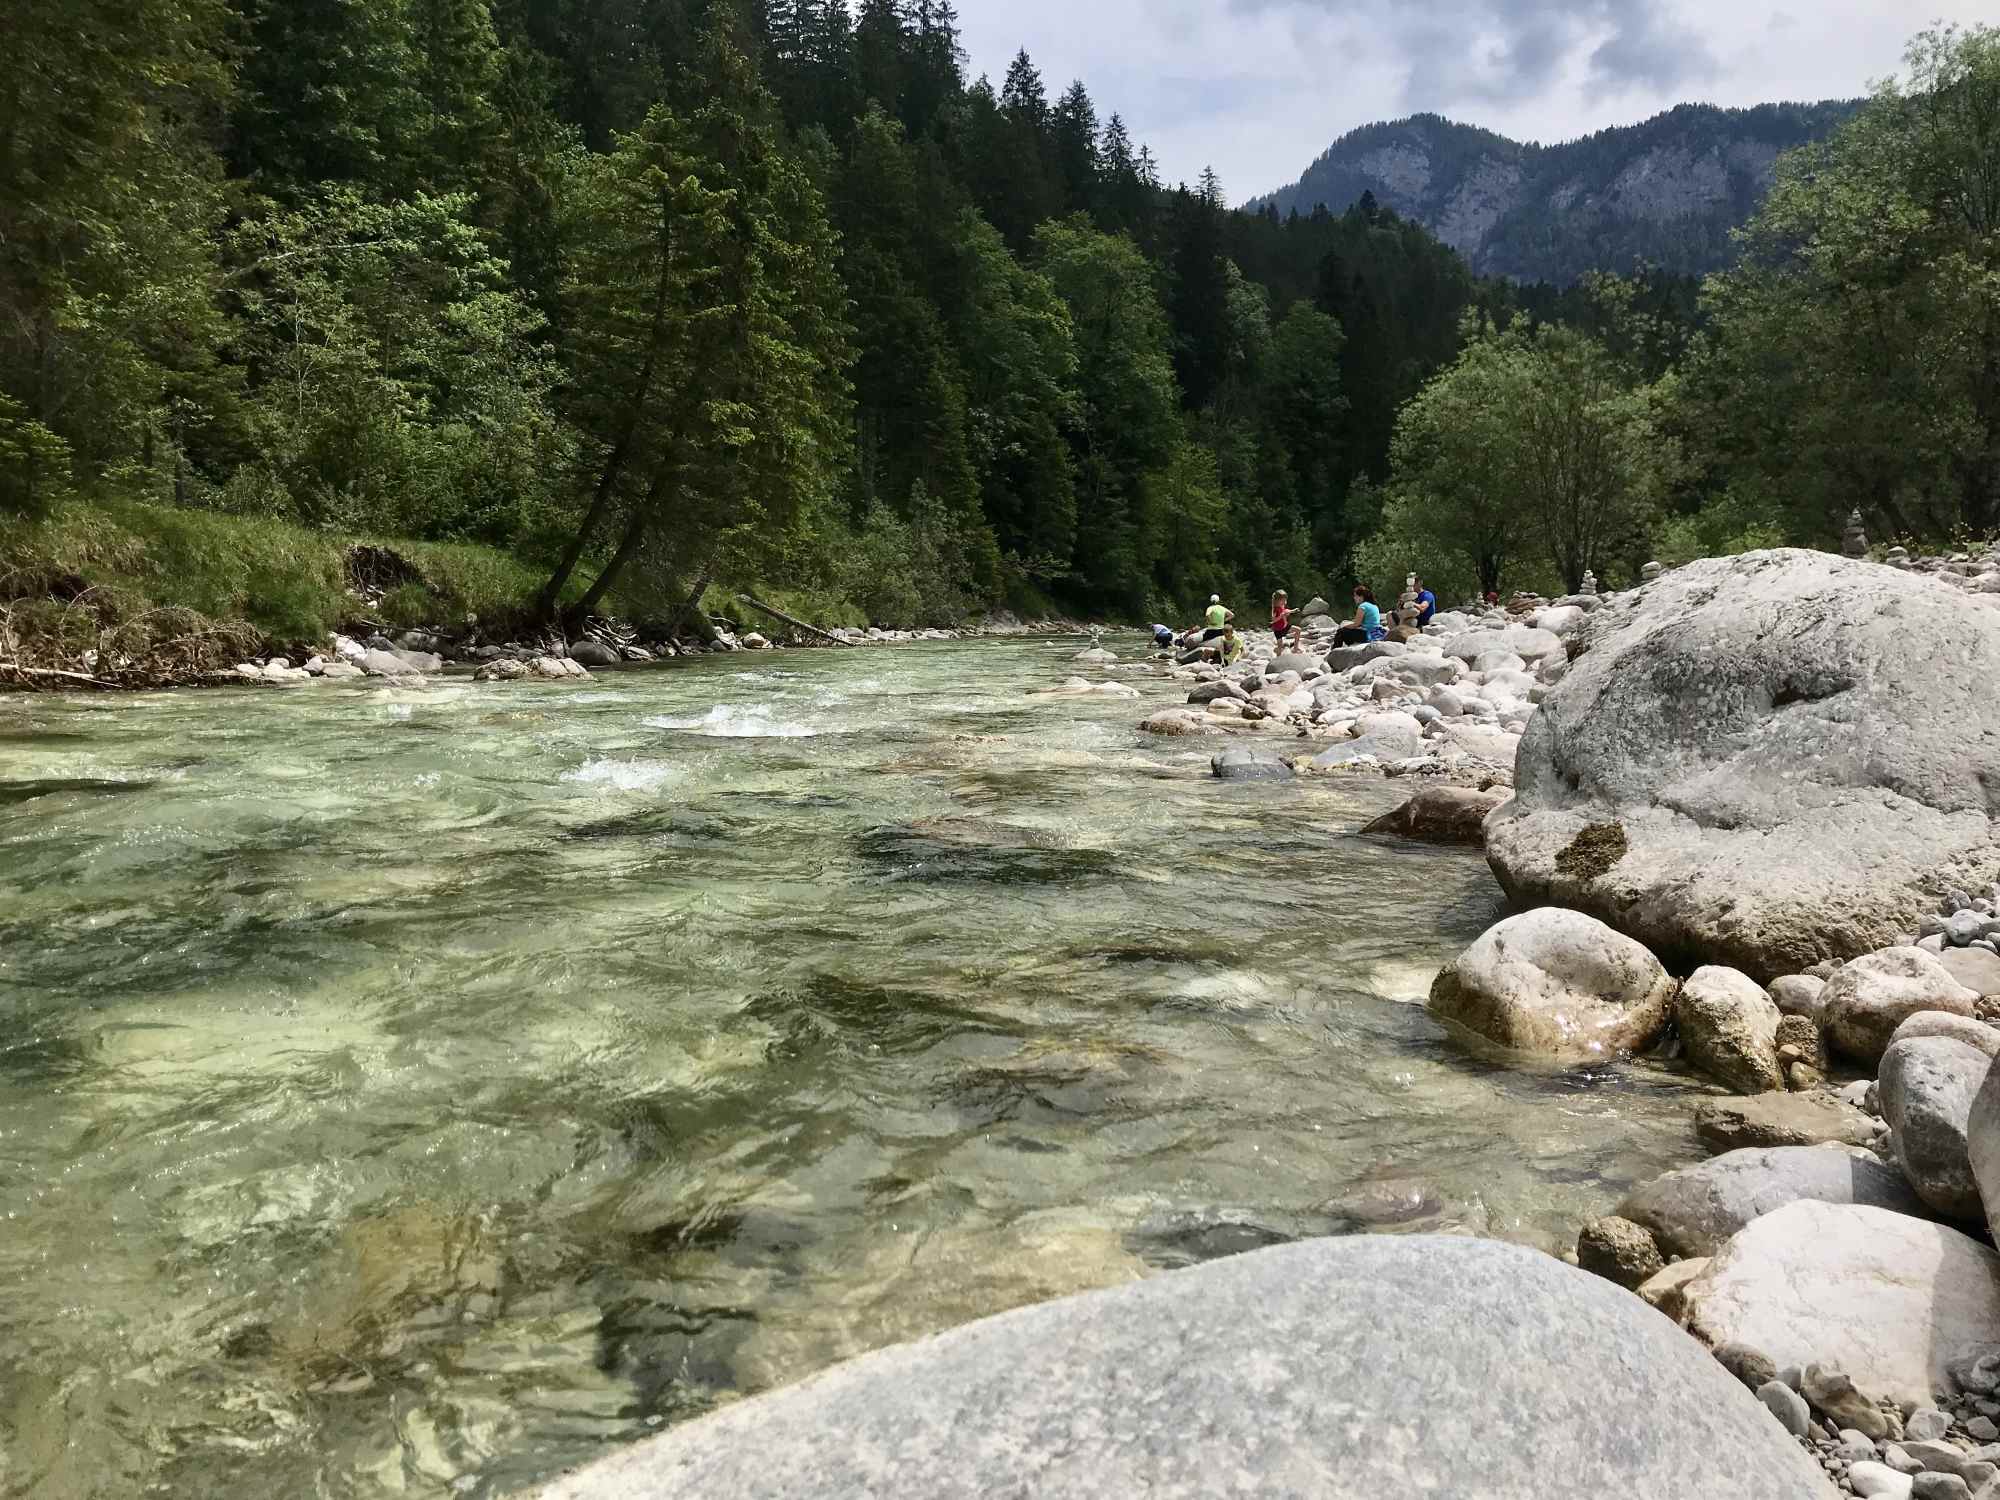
[{"xmin": 0, "ymin": 638, "xmax": 1709, "ymax": 1497}]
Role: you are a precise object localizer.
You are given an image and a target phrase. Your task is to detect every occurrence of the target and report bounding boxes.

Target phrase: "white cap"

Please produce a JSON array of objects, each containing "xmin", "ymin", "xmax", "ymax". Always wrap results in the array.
[{"xmin": 1210, "ymin": 595, "xmax": 1220, "ymax": 604}]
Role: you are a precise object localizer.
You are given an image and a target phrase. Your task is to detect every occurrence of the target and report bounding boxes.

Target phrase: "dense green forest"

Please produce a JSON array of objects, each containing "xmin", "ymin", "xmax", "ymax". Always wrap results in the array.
[{"xmin": 1, "ymin": 4, "xmax": 1996, "ymax": 645}]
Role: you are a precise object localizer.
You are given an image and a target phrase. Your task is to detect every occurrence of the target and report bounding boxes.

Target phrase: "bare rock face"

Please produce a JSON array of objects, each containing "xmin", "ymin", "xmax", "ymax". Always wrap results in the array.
[
  {"xmin": 1486, "ymin": 551, "xmax": 2000, "ymax": 981},
  {"xmin": 1427, "ymin": 909, "xmax": 1675, "ymax": 1063}
]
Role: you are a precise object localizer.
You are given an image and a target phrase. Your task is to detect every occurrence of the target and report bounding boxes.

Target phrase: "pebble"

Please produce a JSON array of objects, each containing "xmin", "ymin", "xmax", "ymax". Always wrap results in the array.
[
  {"xmin": 1910, "ymin": 1411, "xmax": 1955, "ymax": 1443},
  {"xmin": 1852, "ymin": 1460, "xmax": 1916, "ymax": 1498},
  {"xmin": 1969, "ymin": 1418, "xmax": 1999, "ymax": 1442},
  {"xmin": 1841, "ymin": 1431, "xmax": 1883, "ymax": 1461},
  {"xmin": 1884, "ymin": 1444, "xmax": 1924, "ymax": 1474},
  {"xmin": 1948, "ymin": 912, "xmax": 1984, "ymax": 947},
  {"xmin": 1759, "ymin": 1380, "xmax": 1812, "ymax": 1437},
  {"xmin": 1912, "ymin": 1475, "xmax": 1973, "ymax": 1500}
]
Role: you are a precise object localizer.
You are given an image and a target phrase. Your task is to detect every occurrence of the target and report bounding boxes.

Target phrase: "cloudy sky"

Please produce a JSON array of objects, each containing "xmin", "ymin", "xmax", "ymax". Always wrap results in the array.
[{"xmin": 953, "ymin": 0, "xmax": 1983, "ymax": 200}]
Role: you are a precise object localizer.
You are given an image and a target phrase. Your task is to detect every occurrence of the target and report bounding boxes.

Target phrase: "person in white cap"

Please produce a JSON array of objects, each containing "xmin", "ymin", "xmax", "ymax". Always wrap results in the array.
[{"xmin": 1202, "ymin": 594, "xmax": 1233, "ymax": 641}]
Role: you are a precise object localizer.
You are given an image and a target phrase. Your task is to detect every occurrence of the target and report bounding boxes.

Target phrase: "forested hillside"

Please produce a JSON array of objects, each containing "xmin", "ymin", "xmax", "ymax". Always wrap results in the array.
[
  {"xmin": 1, "ymin": 0, "xmax": 1513, "ymax": 638},
  {"xmin": 4, "ymin": 5, "xmax": 1994, "ymax": 651},
  {"xmin": 1254, "ymin": 102, "xmax": 1859, "ymax": 284}
]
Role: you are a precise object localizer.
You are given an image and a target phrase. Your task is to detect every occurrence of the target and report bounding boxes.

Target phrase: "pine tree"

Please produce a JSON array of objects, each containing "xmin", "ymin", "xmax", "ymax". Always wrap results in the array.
[{"xmin": 1052, "ymin": 83, "xmax": 1102, "ymax": 214}]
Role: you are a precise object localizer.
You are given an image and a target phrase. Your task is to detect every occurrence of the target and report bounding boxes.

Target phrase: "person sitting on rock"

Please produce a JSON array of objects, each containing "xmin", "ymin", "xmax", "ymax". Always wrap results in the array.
[
  {"xmin": 1271, "ymin": 590, "xmax": 1296, "ymax": 649},
  {"xmin": 1219, "ymin": 624, "xmax": 1244, "ymax": 666},
  {"xmin": 1334, "ymin": 586, "xmax": 1387, "ymax": 646},
  {"xmin": 1413, "ymin": 577, "xmax": 1437, "ymax": 628},
  {"xmin": 1202, "ymin": 595, "xmax": 1233, "ymax": 641}
]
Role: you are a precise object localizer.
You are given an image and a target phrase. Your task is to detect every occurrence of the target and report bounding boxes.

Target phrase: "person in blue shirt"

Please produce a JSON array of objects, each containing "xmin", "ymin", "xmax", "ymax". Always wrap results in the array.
[
  {"xmin": 1333, "ymin": 586, "xmax": 1387, "ymax": 646},
  {"xmin": 1413, "ymin": 578, "xmax": 1437, "ymax": 628}
]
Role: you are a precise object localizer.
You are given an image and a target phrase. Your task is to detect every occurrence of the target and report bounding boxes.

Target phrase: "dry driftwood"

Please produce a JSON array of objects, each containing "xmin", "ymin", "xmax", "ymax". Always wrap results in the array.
[{"xmin": 734, "ymin": 593, "xmax": 853, "ymax": 647}]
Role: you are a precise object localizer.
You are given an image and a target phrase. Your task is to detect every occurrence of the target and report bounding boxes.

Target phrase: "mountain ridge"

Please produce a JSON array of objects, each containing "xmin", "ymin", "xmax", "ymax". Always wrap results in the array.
[{"xmin": 1248, "ymin": 101, "xmax": 1861, "ymax": 284}]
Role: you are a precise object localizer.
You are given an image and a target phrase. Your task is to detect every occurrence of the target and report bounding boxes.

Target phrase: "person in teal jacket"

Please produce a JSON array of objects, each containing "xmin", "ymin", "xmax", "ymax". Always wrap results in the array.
[{"xmin": 1333, "ymin": 586, "xmax": 1386, "ymax": 646}]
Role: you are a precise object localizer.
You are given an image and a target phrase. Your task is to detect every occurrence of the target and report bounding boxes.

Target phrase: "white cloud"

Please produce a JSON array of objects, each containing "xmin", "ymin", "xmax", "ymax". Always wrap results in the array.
[{"xmin": 951, "ymin": 0, "xmax": 1989, "ymax": 200}]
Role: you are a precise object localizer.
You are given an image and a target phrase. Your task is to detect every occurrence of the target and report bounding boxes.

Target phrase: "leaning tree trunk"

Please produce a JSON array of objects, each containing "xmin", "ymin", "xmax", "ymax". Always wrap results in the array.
[{"xmin": 675, "ymin": 561, "xmax": 719, "ymax": 646}]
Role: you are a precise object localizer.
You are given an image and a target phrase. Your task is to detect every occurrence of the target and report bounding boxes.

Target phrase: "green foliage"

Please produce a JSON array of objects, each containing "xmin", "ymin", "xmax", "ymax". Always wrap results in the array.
[
  {"xmin": 1688, "ymin": 24, "xmax": 2000, "ymax": 547},
  {"xmin": 1384, "ymin": 319, "xmax": 1674, "ymax": 594},
  {"xmin": 10, "ymin": 0, "xmax": 1960, "ymax": 647}
]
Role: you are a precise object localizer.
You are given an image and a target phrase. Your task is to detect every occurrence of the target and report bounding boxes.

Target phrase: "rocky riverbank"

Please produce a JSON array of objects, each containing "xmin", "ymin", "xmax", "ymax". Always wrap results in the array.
[
  {"xmin": 213, "ymin": 613, "xmax": 1096, "ymax": 690},
  {"xmin": 539, "ymin": 544, "xmax": 2000, "ymax": 1499},
  {"xmin": 1099, "ymin": 546, "xmax": 2000, "ymax": 1500}
]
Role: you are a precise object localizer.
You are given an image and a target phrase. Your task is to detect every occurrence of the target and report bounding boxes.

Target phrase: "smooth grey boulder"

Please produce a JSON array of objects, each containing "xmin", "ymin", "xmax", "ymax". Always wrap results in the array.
[
  {"xmin": 1675, "ymin": 966, "xmax": 1784, "ymax": 1094},
  {"xmin": 569, "ymin": 639, "xmax": 622, "ymax": 668},
  {"xmin": 1312, "ymin": 729, "xmax": 1423, "ymax": 768},
  {"xmin": 1771, "ymin": 975, "xmax": 1829, "ymax": 1022},
  {"xmin": 1323, "ymin": 641, "xmax": 1406, "ymax": 674},
  {"xmin": 1485, "ymin": 551, "xmax": 2000, "ymax": 981},
  {"xmin": 538, "ymin": 1235, "xmax": 1835, "ymax": 1500},
  {"xmin": 1266, "ymin": 653, "xmax": 1323, "ymax": 677},
  {"xmin": 1694, "ymin": 1092, "xmax": 1884, "ymax": 1154},
  {"xmin": 1824, "ymin": 949, "xmax": 1980, "ymax": 1065},
  {"xmin": 1685, "ymin": 1200, "xmax": 2000, "ymax": 1412},
  {"xmin": 1896, "ymin": 1012, "xmax": 2000, "ymax": 1056},
  {"xmin": 1940, "ymin": 947, "xmax": 2000, "ymax": 997},
  {"xmin": 1211, "ymin": 748, "xmax": 1296, "ymax": 783},
  {"xmin": 1427, "ymin": 909, "xmax": 1675, "ymax": 1062},
  {"xmin": 1881, "ymin": 1037, "xmax": 1990, "ymax": 1221},
  {"xmin": 1442, "ymin": 626, "xmax": 1562, "ymax": 664},
  {"xmin": 1617, "ymin": 1147, "xmax": 1931, "ymax": 1259},
  {"xmin": 359, "ymin": 648, "xmax": 422, "ymax": 678},
  {"xmin": 1188, "ymin": 680, "xmax": 1249, "ymax": 705}
]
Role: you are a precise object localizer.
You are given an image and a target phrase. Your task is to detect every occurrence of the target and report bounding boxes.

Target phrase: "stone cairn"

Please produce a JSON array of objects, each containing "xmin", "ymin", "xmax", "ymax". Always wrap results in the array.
[
  {"xmin": 1399, "ymin": 574, "xmax": 1420, "ymax": 619},
  {"xmin": 1581, "ymin": 570, "xmax": 1599, "ymax": 597},
  {"xmin": 1641, "ymin": 561, "xmax": 1663, "ymax": 584},
  {"xmin": 1842, "ymin": 510, "xmax": 1869, "ymax": 558}
]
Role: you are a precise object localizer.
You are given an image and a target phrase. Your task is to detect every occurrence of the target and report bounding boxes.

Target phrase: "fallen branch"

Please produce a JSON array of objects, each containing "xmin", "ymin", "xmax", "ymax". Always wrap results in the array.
[
  {"xmin": 734, "ymin": 594, "xmax": 853, "ymax": 647},
  {"xmin": 0, "ymin": 663, "xmax": 120, "ymax": 689}
]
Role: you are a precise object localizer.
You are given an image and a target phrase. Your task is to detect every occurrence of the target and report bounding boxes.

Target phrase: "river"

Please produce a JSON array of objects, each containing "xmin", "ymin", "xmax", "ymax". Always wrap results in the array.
[{"xmin": 0, "ymin": 637, "xmax": 1710, "ymax": 1498}]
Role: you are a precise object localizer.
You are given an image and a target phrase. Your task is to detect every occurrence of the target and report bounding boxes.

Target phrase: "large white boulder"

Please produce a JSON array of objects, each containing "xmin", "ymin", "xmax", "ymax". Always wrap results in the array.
[
  {"xmin": 1427, "ymin": 909, "xmax": 1675, "ymax": 1062},
  {"xmin": 543, "ymin": 1236, "xmax": 1834, "ymax": 1500},
  {"xmin": 1486, "ymin": 551, "xmax": 2000, "ymax": 980},
  {"xmin": 1685, "ymin": 1200, "xmax": 2000, "ymax": 1411},
  {"xmin": 1823, "ymin": 949, "xmax": 1979, "ymax": 1065}
]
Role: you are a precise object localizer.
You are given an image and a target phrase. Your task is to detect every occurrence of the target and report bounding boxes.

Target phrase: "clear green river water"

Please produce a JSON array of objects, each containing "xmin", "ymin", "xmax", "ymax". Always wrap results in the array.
[{"xmin": 0, "ymin": 637, "xmax": 1710, "ymax": 1497}]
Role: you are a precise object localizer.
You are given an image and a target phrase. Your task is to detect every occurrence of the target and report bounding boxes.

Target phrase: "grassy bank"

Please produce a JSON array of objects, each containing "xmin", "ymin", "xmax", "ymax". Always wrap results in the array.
[{"xmin": 1, "ymin": 500, "xmax": 555, "ymax": 645}]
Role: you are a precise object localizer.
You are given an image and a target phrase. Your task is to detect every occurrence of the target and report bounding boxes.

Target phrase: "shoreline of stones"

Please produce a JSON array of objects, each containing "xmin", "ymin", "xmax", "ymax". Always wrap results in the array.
[
  {"xmin": 220, "ymin": 612, "xmax": 1096, "ymax": 689},
  {"xmin": 1084, "ymin": 550, "xmax": 2000, "ymax": 1500}
]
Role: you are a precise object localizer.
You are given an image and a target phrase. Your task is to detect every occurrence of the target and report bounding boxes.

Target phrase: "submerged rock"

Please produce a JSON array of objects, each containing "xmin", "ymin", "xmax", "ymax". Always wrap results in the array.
[
  {"xmin": 1685, "ymin": 1200, "xmax": 2000, "ymax": 1411},
  {"xmin": 1486, "ymin": 550, "xmax": 2000, "ymax": 981},
  {"xmin": 540, "ymin": 1235, "xmax": 1834, "ymax": 1500},
  {"xmin": 1426, "ymin": 908, "xmax": 1675, "ymax": 1062},
  {"xmin": 1362, "ymin": 786, "xmax": 1506, "ymax": 845},
  {"xmin": 1694, "ymin": 1092, "xmax": 1883, "ymax": 1154},
  {"xmin": 1210, "ymin": 748, "xmax": 1295, "ymax": 782}
]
